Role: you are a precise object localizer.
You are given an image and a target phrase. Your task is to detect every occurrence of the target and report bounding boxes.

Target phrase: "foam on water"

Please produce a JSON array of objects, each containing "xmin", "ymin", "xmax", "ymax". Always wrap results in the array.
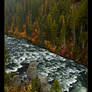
[{"xmin": 71, "ymin": 86, "xmax": 87, "ymax": 92}]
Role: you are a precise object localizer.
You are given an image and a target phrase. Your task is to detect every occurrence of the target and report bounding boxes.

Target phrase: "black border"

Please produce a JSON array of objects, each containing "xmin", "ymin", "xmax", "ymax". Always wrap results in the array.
[{"xmin": 0, "ymin": 0, "xmax": 4, "ymax": 91}]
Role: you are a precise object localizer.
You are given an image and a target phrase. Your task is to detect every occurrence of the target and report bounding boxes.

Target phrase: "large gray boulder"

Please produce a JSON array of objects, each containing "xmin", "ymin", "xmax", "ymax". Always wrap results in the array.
[
  {"xmin": 27, "ymin": 60, "xmax": 37, "ymax": 81},
  {"xmin": 27, "ymin": 60, "xmax": 48, "ymax": 92},
  {"xmin": 38, "ymin": 74, "xmax": 48, "ymax": 92}
]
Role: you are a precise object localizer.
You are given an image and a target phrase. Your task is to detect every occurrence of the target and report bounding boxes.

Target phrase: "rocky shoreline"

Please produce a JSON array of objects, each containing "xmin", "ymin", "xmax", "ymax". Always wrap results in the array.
[
  {"xmin": 11, "ymin": 60, "xmax": 49, "ymax": 92},
  {"xmin": 5, "ymin": 35, "xmax": 88, "ymax": 92}
]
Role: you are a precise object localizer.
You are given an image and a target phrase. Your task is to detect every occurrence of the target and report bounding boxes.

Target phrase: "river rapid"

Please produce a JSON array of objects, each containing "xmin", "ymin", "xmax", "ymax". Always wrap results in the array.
[{"xmin": 5, "ymin": 35, "xmax": 88, "ymax": 92}]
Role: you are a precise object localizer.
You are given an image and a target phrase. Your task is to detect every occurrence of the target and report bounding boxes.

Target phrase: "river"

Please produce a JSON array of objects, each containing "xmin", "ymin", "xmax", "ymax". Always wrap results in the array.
[{"xmin": 5, "ymin": 35, "xmax": 88, "ymax": 92}]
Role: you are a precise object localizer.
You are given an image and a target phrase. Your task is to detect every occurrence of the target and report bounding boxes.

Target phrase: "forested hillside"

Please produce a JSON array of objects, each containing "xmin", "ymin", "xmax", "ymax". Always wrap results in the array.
[{"xmin": 5, "ymin": 0, "xmax": 88, "ymax": 66}]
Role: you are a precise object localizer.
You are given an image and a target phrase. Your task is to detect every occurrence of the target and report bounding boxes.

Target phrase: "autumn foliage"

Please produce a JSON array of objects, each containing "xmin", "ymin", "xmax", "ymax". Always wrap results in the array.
[
  {"xmin": 4, "ymin": 83, "xmax": 32, "ymax": 92},
  {"xmin": 5, "ymin": 0, "xmax": 88, "ymax": 66}
]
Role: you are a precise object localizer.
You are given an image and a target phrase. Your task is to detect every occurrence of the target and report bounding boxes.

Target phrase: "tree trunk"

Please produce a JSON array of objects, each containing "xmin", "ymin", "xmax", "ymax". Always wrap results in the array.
[
  {"xmin": 81, "ymin": 25, "xmax": 85, "ymax": 49},
  {"xmin": 64, "ymin": 33, "xmax": 66, "ymax": 49},
  {"xmin": 82, "ymin": 41, "xmax": 84, "ymax": 49},
  {"xmin": 73, "ymin": 25, "xmax": 76, "ymax": 48}
]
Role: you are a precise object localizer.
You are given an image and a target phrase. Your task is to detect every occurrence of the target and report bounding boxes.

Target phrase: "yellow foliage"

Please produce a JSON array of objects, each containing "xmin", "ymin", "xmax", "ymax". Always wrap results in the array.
[
  {"xmin": 4, "ymin": 86, "xmax": 9, "ymax": 92},
  {"xmin": 4, "ymin": 83, "xmax": 32, "ymax": 92},
  {"xmin": 27, "ymin": 84, "xmax": 32, "ymax": 92},
  {"xmin": 31, "ymin": 38, "xmax": 36, "ymax": 43},
  {"xmin": 20, "ymin": 83, "xmax": 32, "ymax": 92},
  {"xmin": 44, "ymin": 40, "xmax": 56, "ymax": 52},
  {"xmin": 8, "ymin": 29, "xmax": 13, "ymax": 33},
  {"xmin": 27, "ymin": 36, "xmax": 32, "ymax": 40},
  {"xmin": 51, "ymin": 46, "xmax": 57, "ymax": 52},
  {"xmin": 31, "ymin": 28, "xmax": 40, "ymax": 44},
  {"xmin": 44, "ymin": 40, "xmax": 50, "ymax": 48},
  {"xmin": 14, "ymin": 27, "xmax": 19, "ymax": 36},
  {"xmin": 8, "ymin": 23, "xmax": 14, "ymax": 33},
  {"xmin": 4, "ymin": 86, "xmax": 18, "ymax": 92},
  {"xmin": 19, "ymin": 31, "xmax": 26, "ymax": 38},
  {"xmin": 11, "ymin": 22, "xmax": 14, "ymax": 28}
]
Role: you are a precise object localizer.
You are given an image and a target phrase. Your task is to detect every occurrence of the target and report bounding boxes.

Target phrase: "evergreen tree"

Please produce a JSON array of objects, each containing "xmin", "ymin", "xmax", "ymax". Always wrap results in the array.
[
  {"xmin": 59, "ymin": 14, "xmax": 66, "ymax": 48},
  {"xmin": 46, "ymin": 14, "xmax": 58, "ymax": 45},
  {"xmin": 78, "ymin": 0, "xmax": 88, "ymax": 49},
  {"xmin": 70, "ymin": 5, "xmax": 78, "ymax": 48},
  {"xmin": 31, "ymin": 78, "xmax": 40, "ymax": 92},
  {"xmin": 16, "ymin": 2, "xmax": 24, "ymax": 32},
  {"xmin": 46, "ymin": 14, "xmax": 53, "ymax": 40},
  {"xmin": 50, "ymin": 79, "xmax": 62, "ymax": 92},
  {"xmin": 31, "ymin": 0, "xmax": 42, "ymax": 22},
  {"xmin": 50, "ymin": 20, "xmax": 58, "ymax": 45}
]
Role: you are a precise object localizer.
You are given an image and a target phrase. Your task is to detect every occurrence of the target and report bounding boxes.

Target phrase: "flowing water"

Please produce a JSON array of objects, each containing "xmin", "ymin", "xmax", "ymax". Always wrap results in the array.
[{"xmin": 5, "ymin": 35, "xmax": 88, "ymax": 92}]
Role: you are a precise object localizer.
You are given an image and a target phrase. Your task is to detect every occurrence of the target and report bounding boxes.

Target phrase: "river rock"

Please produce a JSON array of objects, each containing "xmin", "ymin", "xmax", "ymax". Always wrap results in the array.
[
  {"xmin": 12, "ymin": 75, "xmax": 21, "ymax": 86},
  {"xmin": 27, "ymin": 60, "xmax": 37, "ymax": 81},
  {"xmin": 38, "ymin": 74, "xmax": 48, "ymax": 92}
]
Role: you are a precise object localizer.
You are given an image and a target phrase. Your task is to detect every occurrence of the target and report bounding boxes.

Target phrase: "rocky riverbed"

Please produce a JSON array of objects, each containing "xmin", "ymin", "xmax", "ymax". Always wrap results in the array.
[{"xmin": 5, "ymin": 35, "xmax": 88, "ymax": 92}]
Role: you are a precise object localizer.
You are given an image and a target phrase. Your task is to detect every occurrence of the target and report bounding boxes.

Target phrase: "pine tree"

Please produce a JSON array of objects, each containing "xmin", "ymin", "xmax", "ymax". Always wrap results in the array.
[
  {"xmin": 46, "ymin": 14, "xmax": 53, "ymax": 40},
  {"xmin": 70, "ymin": 5, "xmax": 78, "ymax": 48},
  {"xmin": 16, "ymin": 2, "xmax": 24, "ymax": 32},
  {"xmin": 50, "ymin": 20, "xmax": 58, "ymax": 46},
  {"xmin": 78, "ymin": 0, "xmax": 88, "ymax": 49},
  {"xmin": 46, "ymin": 13, "xmax": 58, "ymax": 45},
  {"xmin": 59, "ymin": 14, "xmax": 66, "ymax": 48},
  {"xmin": 31, "ymin": 78, "xmax": 40, "ymax": 92},
  {"xmin": 50, "ymin": 79, "xmax": 62, "ymax": 92}
]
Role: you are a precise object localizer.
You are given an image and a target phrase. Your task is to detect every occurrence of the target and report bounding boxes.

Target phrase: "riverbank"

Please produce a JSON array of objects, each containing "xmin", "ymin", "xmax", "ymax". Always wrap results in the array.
[{"xmin": 5, "ymin": 34, "xmax": 88, "ymax": 67}]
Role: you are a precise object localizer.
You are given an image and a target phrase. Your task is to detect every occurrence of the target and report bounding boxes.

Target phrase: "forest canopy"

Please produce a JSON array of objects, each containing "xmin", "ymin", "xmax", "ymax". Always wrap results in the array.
[{"xmin": 5, "ymin": 0, "xmax": 88, "ymax": 66}]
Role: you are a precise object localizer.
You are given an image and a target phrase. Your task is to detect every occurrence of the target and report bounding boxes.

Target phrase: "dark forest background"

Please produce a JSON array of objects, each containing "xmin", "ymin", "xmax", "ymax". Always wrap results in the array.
[{"xmin": 5, "ymin": 0, "xmax": 88, "ymax": 66}]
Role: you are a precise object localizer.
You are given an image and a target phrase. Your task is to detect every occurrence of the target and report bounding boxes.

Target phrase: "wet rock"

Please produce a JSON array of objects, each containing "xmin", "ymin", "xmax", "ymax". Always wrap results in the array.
[
  {"xmin": 38, "ymin": 74, "xmax": 48, "ymax": 92},
  {"xmin": 12, "ymin": 75, "xmax": 21, "ymax": 86},
  {"xmin": 27, "ymin": 60, "xmax": 37, "ymax": 81}
]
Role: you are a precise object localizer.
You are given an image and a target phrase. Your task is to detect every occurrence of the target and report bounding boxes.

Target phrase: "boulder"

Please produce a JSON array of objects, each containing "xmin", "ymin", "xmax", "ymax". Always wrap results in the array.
[
  {"xmin": 27, "ymin": 60, "xmax": 37, "ymax": 81},
  {"xmin": 38, "ymin": 74, "xmax": 48, "ymax": 92},
  {"xmin": 12, "ymin": 75, "xmax": 21, "ymax": 86}
]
